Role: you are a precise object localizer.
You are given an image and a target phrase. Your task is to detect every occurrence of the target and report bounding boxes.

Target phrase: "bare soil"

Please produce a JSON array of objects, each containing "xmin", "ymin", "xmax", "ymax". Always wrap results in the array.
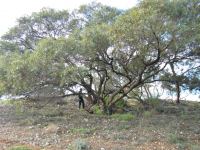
[{"xmin": 0, "ymin": 98, "xmax": 200, "ymax": 150}]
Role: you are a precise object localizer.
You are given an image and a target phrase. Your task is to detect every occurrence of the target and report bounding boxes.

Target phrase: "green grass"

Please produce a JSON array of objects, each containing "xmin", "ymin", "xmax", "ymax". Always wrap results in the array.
[
  {"xmin": 168, "ymin": 133, "xmax": 187, "ymax": 144},
  {"xmin": 0, "ymin": 99, "xmax": 25, "ymax": 115},
  {"xmin": 147, "ymin": 97, "xmax": 160, "ymax": 107},
  {"xmin": 112, "ymin": 113, "xmax": 135, "ymax": 121},
  {"xmin": 0, "ymin": 99, "xmax": 22, "ymax": 105},
  {"xmin": 191, "ymin": 144, "xmax": 200, "ymax": 150},
  {"xmin": 9, "ymin": 145, "xmax": 31, "ymax": 150},
  {"xmin": 40, "ymin": 107, "xmax": 64, "ymax": 117},
  {"xmin": 92, "ymin": 105, "xmax": 103, "ymax": 115},
  {"xmin": 143, "ymin": 111, "xmax": 151, "ymax": 118}
]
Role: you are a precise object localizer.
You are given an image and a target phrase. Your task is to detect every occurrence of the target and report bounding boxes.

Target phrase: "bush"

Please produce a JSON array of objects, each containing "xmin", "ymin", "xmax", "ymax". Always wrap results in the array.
[
  {"xmin": 112, "ymin": 113, "xmax": 135, "ymax": 121},
  {"xmin": 168, "ymin": 133, "xmax": 186, "ymax": 144},
  {"xmin": 92, "ymin": 105, "xmax": 103, "ymax": 115},
  {"xmin": 0, "ymin": 99, "xmax": 25, "ymax": 115},
  {"xmin": 147, "ymin": 97, "xmax": 160, "ymax": 108},
  {"xmin": 115, "ymin": 100, "xmax": 126, "ymax": 108},
  {"xmin": 0, "ymin": 99, "xmax": 13, "ymax": 105},
  {"xmin": 72, "ymin": 139, "xmax": 90, "ymax": 150},
  {"xmin": 143, "ymin": 109, "xmax": 156, "ymax": 118},
  {"xmin": 191, "ymin": 144, "xmax": 200, "ymax": 150}
]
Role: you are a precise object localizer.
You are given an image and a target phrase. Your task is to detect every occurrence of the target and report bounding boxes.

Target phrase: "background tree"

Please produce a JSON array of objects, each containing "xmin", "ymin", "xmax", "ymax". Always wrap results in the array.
[
  {"xmin": 157, "ymin": 0, "xmax": 200, "ymax": 103},
  {"xmin": 0, "ymin": 8, "xmax": 73, "ymax": 52}
]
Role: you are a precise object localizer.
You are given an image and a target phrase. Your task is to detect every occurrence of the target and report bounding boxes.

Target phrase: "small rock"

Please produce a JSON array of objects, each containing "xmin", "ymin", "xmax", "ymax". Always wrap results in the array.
[
  {"xmin": 44, "ymin": 142, "xmax": 50, "ymax": 146},
  {"xmin": 35, "ymin": 133, "xmax": 39, "ymax": 139},
  {"xmin": 29, "ymin": 126, "xmax": 34, "ymax": 129},
  {"xmin": 84, "ymin": 118, "xmax": 89, "ymax": 122}
]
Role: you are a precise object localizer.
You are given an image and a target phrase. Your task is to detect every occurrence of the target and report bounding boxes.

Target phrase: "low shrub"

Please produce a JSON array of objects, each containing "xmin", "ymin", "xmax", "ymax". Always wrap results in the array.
[
  {"xmin": 143, "ymin": 109, "xmax": 156, "ymax": 118},
  {"xmin": 71, "ymin": 139, "xmax": 90, "ymax": 150},
  {"xmin": 0, "ymin": 99, "xmax": 13, "ymax": 105},
  {"xmin": 147, "ymin": 97, "xmax": 160, "ymax": 108},
  {"xmin": 92, "ymin": 105, "xmax": 103, "ymax": 115},
  {"xmin": 168, "ymin": 133, "xmax": 186, "ymax": 144},
  {"xmin": 191, "ymin": 144, "xmax": 200, "ymax": 150},
  {"xmin": 115, "ymin": 100, "xmax": 126, "ymax": 108}
]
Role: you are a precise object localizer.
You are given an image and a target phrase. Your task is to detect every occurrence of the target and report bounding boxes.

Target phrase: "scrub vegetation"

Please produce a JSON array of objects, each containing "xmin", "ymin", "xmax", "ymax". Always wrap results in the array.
[{"xmin": 0, "ymin": 0, "xmax": 199, "ymax": 149}]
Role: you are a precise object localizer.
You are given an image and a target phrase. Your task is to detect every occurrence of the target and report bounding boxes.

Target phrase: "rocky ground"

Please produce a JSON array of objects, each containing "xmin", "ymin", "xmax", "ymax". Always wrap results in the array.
[{"xmin": 0, "ymin": 98, "xmax": 200, "ymax": 150}]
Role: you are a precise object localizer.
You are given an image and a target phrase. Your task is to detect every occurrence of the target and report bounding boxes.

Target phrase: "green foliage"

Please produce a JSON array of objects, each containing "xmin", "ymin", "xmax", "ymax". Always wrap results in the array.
[
  {"xmin": 41, "ymin": 107, "xmax": 63, "ymax": 117},
  {"xmin": 117, "ymin": 124, "xmax": 131, "ymax": 130},
  {"xmin": 115, "ymin": 99, "xmax": 126, "ymax": 108},
  {"xmin": 15, "ymin": 100, "xmax": 24, "ymax": 115},
  {"xmin": 70, "ymin": 128, "xmax": 93, "ymax": 134},
  {"xmin": 0, "ymin": 99, "xmax": 24, "ymax": 115},
  {"xmin": 191, "ymin": 144, "xmax": 200, "ymax": 150},
  {"xmin": 143, "ymin": 110, "xmax": 156, "ymax": 118},
  {"xmin": 112, "ymin": 113, "xmax": 135, "ymax": 121},
  {"xmin": 92, "ymin": 105, "xmax": 103, "ymax": 115},
  {"xmin": 9, "ymin": 146, "xmax": 31, "ymax": 150},
  {"xmin": 0, "ymin": 99, "xmax": 26, "ymax": 115},
  {"xmin": 0, "ymin": 0, "xmax": 199, "ymax": 110},
  {"xmin": 168, "ymin": 133, "xmax": 187, "ymax": 144},
  {"xmin": 168, "ymin": 133, "xmax": 188, "ymax": 150},
  {"xmin": 71, "ymin": 139, "xmax": 90, "ymax": 150},
  {"xmin": 147, "ymin": 97, "xmax": 160, "ymax": 108},
  {"xmin": 0, "ymin": 99, "xmax": 14, "ymax": 105},
  {"xmin": 1, "ymin": 8, "xmax": 71, "ymax": 52},
  {"xmin": 78, "ymin": 2, "xmax": 122, "ymax": 26}
]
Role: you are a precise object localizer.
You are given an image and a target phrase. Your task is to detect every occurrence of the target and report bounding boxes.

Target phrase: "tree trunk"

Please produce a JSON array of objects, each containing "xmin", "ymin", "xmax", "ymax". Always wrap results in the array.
[
  {"xmin": 175, "ymin": 81, "xmax": 180, "ymax": 104},
  {"xmin": 169, "ymin": 62, "xmax": 181, "ymax": 104}
]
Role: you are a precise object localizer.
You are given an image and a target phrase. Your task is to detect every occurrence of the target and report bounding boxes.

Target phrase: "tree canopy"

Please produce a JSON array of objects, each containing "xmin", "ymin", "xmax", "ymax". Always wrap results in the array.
[{"xmin": 0, "ymin": 0, "xmax": 199, "ymax": 112}]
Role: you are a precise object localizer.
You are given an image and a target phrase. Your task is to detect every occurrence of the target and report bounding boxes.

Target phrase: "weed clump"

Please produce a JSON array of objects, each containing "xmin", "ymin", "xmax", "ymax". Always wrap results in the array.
[
  {"xmin": 147, "ymin": 97, "xmax": 160, "ymax": 108},
  {"xmin": 91, "ymin": 105, "xmax": 103, "ymax": 115},
  {"xmin": 143, "ymin": 110, "xmax": 156, "ymax": 118},
  {"xmin": 112, "ymin": 113, "xmax": 135, "ymax": 121},
  {"xmin": 70, "ymin": 139, "xmax": 90, "ymax": 150},
  {"xmin": 168, "ymin": 133, "xmax": 187, "ymax": 144},
  {"xmin": 191, "ymin": 144, "xmax": 200, "ymax": 150}
]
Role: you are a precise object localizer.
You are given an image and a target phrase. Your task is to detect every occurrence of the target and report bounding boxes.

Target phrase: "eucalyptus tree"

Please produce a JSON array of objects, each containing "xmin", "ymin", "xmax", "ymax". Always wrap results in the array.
[
  {"xmin": 0, "ymin": 0, "xmax": 199, "ymax": 113},
  {"xmin": 0, "ymin": 8, "xmax": 73, "ymax": 52},
  {"xmin": 156, "ymin": 0, "xmax": 200, "ymax": 103},
  {"xmin": 72, "ymin": 2, "xmax": 122, "ymax": 28},
  {"xmin": 0, "ymin": 3, "xmax": 121, "ymax": 104}
]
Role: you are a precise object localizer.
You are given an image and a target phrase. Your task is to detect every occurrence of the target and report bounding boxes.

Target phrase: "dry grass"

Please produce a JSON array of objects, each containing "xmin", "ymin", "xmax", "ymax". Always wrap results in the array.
[{"xmin": 0, "ymin": 98, "xmax": 200, "ymax": 149}]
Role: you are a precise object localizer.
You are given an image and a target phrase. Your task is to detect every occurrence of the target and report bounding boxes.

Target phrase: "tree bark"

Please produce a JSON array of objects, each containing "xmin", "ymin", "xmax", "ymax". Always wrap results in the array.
[
  {"xmin": 169, "ymin": 62, "xmax": 181, "ymax": 104},
  {"xmin": 175, "ymin": 81, "xmax": 180, "ymax": 104}
]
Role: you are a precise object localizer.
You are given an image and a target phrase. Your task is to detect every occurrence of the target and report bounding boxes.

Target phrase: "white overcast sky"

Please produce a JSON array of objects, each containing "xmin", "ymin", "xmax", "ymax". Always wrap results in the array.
[{"xmin": 0, "ymin": 0, "xmax": 138, "ymax": 36}]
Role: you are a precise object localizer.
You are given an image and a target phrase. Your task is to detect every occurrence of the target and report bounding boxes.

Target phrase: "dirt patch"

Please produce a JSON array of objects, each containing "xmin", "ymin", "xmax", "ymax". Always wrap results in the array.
[{"xmin": 0, "ymin": 99, "xmax": 200, "ymax": 149}]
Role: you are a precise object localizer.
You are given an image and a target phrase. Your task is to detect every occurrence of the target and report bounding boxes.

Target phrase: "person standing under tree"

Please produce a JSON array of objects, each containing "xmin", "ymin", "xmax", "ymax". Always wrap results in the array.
[{"xmin": 78, "ymin": 88, "xmax": 85, "ymax": 109}]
